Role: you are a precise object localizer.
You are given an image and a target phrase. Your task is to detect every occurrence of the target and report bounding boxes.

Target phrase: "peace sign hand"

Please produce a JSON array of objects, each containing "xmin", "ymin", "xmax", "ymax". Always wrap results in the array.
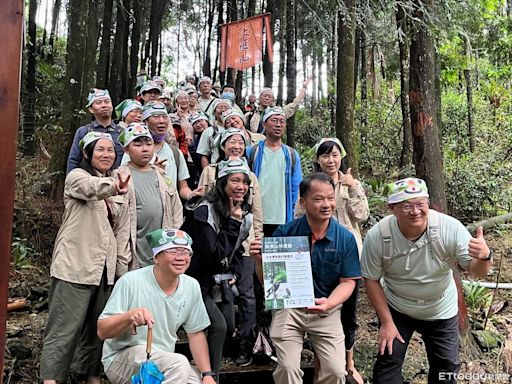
[
  {"xmin": 115, "ymin": 173, "xmax": 131, "ymax": 195},
  {"xmin": 229, "ymin": 197, "xmax": 243, "ymax": 221}
]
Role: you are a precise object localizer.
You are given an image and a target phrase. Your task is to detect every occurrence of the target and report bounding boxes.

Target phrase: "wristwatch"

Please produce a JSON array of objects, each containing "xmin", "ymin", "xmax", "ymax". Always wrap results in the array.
[
  {"xmin": 483, "ymin": 250, "xmax": 493, "ymax": 261},
  {"xmin": 201, "ymin": 371, "xmax": 216, "ymax": 379}
]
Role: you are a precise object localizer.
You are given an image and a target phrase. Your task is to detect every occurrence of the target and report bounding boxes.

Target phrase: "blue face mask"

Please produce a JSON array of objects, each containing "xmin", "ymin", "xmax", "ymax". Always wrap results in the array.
[{"xmin": 221, "ymin": 92, "xmax": 236, "ymax": 101}]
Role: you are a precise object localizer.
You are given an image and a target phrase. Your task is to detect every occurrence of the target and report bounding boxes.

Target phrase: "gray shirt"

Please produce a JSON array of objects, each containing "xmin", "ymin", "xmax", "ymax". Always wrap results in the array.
[{"xmin": 131, "ymin": 168, "xmax": 164, "ymax": 267}]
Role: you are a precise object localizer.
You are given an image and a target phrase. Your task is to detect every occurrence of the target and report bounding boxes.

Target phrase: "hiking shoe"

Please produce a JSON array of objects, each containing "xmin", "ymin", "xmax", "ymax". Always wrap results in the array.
[{"xmin": 235, "ymin": 352, "xmax": 253, "ymax": 366}]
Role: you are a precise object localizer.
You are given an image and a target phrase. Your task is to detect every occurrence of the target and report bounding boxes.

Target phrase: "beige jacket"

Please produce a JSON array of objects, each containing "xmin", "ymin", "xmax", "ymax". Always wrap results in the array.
[
  {"xmin": 115, "ymin": 164, "xmax": 184, "ymax": 269},
  {"xmin": 198, "ymin": 164, "xmax": 263, "ymax": 255},
  {"xmin": 50, "ymin": 169, "xmax": 131, "ymax": 285},
  {"xmin": 295, "ymin": 172, "xmax": 369, "ymax": 253},
  {"xmin": 245, "ymin": 96, "xmax": 302, "ymax": 133}
]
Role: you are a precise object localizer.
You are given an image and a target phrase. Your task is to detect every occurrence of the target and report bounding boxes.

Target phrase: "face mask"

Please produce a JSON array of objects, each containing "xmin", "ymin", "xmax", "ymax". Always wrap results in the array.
[
  {"xmin": 222, "ymin": 92, "xmax": 236, "ymax": 101},
  {"xmin": 151, "ymin": 132, "xmax": 168, "ymax": 143}
]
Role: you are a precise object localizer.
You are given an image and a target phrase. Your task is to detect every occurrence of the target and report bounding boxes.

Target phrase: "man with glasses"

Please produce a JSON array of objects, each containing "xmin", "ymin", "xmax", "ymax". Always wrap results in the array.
[
  {"xmin": 67, "ymin": 88, "xmax": 124, "ymax": 174},
  {"xmin": 361, "ymin": 177, "xmax": 493, "ymax": 384},
  {"xmin": 246, "ymin": 107, "xmax": 302, "ymax": 236},
  {"xmin": 98, "ymin": 228, "xmax": 217, "ymax": 384}
]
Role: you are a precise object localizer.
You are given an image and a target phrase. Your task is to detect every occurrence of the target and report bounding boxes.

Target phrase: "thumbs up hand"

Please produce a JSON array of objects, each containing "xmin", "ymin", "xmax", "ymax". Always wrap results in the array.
[
  {"xmin": 340, "ymin": 168, "xmax": 356, "ymax": 188},
  {"xmin": 468, "ymin": 226, "xmax": 491, "ymax": 260}
]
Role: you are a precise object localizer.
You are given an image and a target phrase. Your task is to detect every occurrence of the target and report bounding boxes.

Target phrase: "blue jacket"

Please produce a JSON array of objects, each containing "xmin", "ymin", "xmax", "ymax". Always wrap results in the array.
[
  {"xmin": 246, "ymin": 140, "xmax": 302, "ymax": 223},
  {"xmin": 66, "ymin": 120, "xmax": 123, "ymax": 175}
]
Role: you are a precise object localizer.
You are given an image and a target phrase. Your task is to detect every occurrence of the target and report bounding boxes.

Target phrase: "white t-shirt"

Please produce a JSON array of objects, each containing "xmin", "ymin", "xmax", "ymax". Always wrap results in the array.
[
  {"xmin": 99, "ymin": 266, "xmax": 210, "ymax": 369},
  {"xmin": 196, "ymin": 126, "xmax": 224, "ymax": 164},
  {"xmin": 361, "ymin": 211, "xmax": 473, "ymax": 320}
]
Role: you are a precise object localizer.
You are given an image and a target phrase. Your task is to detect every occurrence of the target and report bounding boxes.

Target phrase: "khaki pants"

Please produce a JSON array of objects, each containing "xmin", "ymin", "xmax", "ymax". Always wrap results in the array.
[
  {"xmin": 105, "ymin": 345, "xmax": 202, "ymax": 384},
  {"xmin": 270, "ymin": 307, "xmax": 346, "ymax": 384}
]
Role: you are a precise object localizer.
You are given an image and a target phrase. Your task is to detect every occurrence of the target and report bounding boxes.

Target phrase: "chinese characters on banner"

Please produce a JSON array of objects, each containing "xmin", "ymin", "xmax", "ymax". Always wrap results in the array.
[{"xmin": 220, "ymin": 13, "xmax": 273, "ymax": 72}]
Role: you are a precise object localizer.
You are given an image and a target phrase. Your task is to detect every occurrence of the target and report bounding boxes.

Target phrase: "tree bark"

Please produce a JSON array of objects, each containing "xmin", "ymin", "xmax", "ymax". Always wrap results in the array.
[
  {"xmin": 263, "ymin": 0, "xmax": 275, "ymax": 87},
  {"xmin": 226, "ymin": 0, "xmax": 238, "ymax": 85},
  {"xmin": 409, "ymin": 0, "xmax": 447, "ymax": 212},
  {"xmin": 202, "ymin": 0, "xmax": 215, "ymax": 77},
  {"xmin": 285, "ymin": 0, "xmax": 296, "ymax": 147},
  {"xmin": 121, "ymin": 0, "xmax": 131, "ymax": 98},
  {"xmin": 277, "ymin": 9, "xmax": 286, "ymax": 105},
  {"xmin": 97, "ymin": 0, "xmax": 114, "ymax": 88},
  {"xmin": 48, "ymin": 0, "xmax": 62, "ymax": 63},
  {"xmin": 335, "ymin": 1, "xmax": 358, "ymax": 176},
  {"xmin": 149, "ymin": 0, "xmax": 162, "ymax": 77},
  {"xmin": 396, "ymin": 1, "xmax": 413, "ymax": 168},
  {"xmin": 110, "ymin": 0, "xmax": 128, "ymax": 105},
  {"xmin": 327, "ymin": 17, "xmax": 336, "ymax": 127},
  {"xmin": 23, "ymin": 0, "xmax": 38, "ymax": 156},
  {"xmin": 50, "ymin": 0, "xmax": 89, "ymax": 195},
  {"xmin": 216, "ymin": 0, "xmax": 225, "ymax": 84},
  {"xmin": 129, "ymin": 0, "xmax": 142, "ymax": 94},
  {"xmin": 83, "ymin": 0, "xmax": 100, "ymax": 94},
  {"xmin": 463, "ymin": 35, "xmax": 475, "ymax": 152}
]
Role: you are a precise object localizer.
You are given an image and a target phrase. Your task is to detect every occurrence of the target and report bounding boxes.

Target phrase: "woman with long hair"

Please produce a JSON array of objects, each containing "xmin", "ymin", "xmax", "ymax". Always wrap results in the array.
[
  {"xmin": 40, "ymin": 132, "xmax": 131, "ymax": 384},
  {"xmin": 296, "ymin": 137, "xmax": 369, "ymax": 384},
  {"xmin": 182, "ymin": 157, "xmax": 253, "ymax": 378}
]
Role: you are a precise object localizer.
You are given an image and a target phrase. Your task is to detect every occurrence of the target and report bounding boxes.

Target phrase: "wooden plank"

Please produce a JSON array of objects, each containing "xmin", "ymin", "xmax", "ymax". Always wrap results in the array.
[{"xmin": 0, "ymin": 0, "xmax": 24, "ymax": 375}]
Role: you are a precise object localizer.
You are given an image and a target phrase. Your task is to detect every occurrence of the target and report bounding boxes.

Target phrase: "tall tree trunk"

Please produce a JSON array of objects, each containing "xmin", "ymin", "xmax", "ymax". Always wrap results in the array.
[
  {"xmin": 285, "ymin": 0, "xmax": 296, "ymax": 147},
  {"xmin": 42, "ymin": 0, "xmax": 49, "ymax": 49},
  {"xmin": 149, "ymin": 0, "xmax": 162, "ymax": 77},
  {"xmin": 202, "ymin": 0, "xmax": 215, "ymax": 77},
  {"xmin": 83, "ymin": 0, "xmax": 100, "ymax": 93},
  {"xmin": 409, "ymin": 0, "xmax": 447, "ymax": 212},
  {"xmin": 97, "ymin": 0, "xmax": 114, "ymax": 88},
  {"xmin": 216, "ymin": 0, "xmax": 225, "ymax": 84},
  {"xmin": 263, "ymin": 0, "xmax": 275, "ymax": 87},
  {"xmin": 327, "ymin": 17, "xmax": 336, "ymax": 127},
  {"xmin": 121, "ymin": 0, "xmax": 131, "ymax": 98},
  {"xmin": 23, "ymin": 0, "xmax": 38, "ymax": 156},
  {"xmin": 396, "ymin": 1, "xmax": 413, "ymax": 168},
  {"xmin": 360, "ymin": 28, "xmax": 368, "ymax": 130},
  {"xmin": 110, "ymin": 0, "xmax": 128, "ymax": 105},
  {"xmin": 129, "ymin": 0, "xmax": 142, "ymax": 94},
  {"xmin": 48, "ymin": 0, "xmax": 62, "ymax": 63},
  {"xmin": 463, "ymin": 36, "xmax": 475, "ymax": 152},
  {"xmin": 335, "ymin": 1, "xmax": 358, "ymax": 176},
  {"xmin": 226, "ymin": 0, "xmax": 238, "ymax": 85},
  {"xmin": 50, "ymin": 0, "xmax": 89, "ymax": 196},
  {"xmin": 277, "ymin": 9, "xmax": 286, "ymax": 105}
]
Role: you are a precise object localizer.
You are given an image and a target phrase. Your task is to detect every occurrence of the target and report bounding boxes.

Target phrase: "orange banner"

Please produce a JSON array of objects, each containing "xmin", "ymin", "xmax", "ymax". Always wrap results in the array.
[{"xmin": 220, "ymin": 13, "xmax": 273, "ymax": 72}]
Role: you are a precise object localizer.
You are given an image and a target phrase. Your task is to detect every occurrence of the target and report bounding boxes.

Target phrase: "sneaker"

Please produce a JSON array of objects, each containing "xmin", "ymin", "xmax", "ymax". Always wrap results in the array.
[{"xmin": 235, "ymin": 352, "xmax": 253, "ymax": 367}]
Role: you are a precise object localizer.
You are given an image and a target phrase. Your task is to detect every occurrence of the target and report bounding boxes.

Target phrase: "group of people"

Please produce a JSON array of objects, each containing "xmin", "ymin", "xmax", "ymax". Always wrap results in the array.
[{"xmin": 38, "ymin": 73, "xmax": 494, "ymax": 384}]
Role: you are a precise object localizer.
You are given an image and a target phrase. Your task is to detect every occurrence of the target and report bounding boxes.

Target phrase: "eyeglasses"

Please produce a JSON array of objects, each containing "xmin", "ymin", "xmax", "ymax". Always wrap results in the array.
[
  {"xmin": 398, "ymin": 202, "xmax": 429, "ymax": 212},
  {"xmin": 163, "ymin": 249, "xmax": 192, "ymax": 257}
]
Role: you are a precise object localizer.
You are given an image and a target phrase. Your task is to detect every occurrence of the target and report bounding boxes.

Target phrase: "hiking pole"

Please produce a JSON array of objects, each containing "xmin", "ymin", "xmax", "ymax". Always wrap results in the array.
[{"xmin": 147, "ymin": 327, "xmax": 153, "ymax": 360}]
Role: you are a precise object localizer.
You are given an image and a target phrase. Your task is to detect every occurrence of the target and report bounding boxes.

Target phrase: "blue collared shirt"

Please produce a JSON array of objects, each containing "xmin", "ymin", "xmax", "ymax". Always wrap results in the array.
[{"xmin": 273, "ymin": 215, "xmax": 361, "ymax": 298}]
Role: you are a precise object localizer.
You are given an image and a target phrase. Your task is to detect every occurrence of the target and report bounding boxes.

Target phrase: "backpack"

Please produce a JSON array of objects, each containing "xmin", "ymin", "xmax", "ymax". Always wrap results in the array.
[
  {"xmin": 245, "ymin": 110, "xmax": 265, "ymax": 134},
  {"xmin": 247, "ymin": 143, "xmax": 296, "ymax": 172},
  {"xmin": 379, "ymin": 209, "xmax": 451, "ymax": 270}
]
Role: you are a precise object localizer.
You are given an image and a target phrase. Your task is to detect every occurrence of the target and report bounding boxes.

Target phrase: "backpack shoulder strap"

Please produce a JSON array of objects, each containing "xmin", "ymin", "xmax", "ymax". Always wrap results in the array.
[
  {"xmin": 379, "ymin": 215, "xmax": 395, "ymax": 270},
  {"xmin": 427, "ymin": 210, "xmax": 449, "ymax": 264},
  {"xmin": 284, "ymin": 145, "xmax": 296, "ymax": 171},
  {"xmin": 170, "ymin": 145, "xmax": 181, "ymax": 174},
  {"xmin": 248, "ymin": 145, "xmax": 259, "ymax": 170}
]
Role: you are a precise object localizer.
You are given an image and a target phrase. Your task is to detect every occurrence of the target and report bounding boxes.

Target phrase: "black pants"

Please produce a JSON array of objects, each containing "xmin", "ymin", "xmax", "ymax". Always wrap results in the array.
[
  {"xmin": 204, "ymin": 294, "xmax": 235, "ymax": 374},
  {"xmin": 236, "ymin": 257, "xmax": 257, "ymax": 352},
  {"xmin": 373, "ymin": 307, "xmax": 460, "ymax": 384},
  {"xmin": 340, "ymin": 279, "xmax": 360, "ymax": 350}
]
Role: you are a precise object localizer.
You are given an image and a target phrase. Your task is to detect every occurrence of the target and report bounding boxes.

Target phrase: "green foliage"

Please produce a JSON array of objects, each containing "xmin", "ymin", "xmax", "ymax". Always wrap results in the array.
[
  {"xmin": 463, "ymin": 281, "xmax": 493, "ymax": 328},
  {"xmin": 11, "ymin": 237, "xmax": 38, "ymax": 271}
]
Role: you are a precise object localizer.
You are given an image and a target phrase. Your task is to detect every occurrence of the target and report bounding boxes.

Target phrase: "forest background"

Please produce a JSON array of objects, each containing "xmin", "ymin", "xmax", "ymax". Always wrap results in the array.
[{"xmin": 7, "ymin": 0, "xmax": 512, "ymax": 381}]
